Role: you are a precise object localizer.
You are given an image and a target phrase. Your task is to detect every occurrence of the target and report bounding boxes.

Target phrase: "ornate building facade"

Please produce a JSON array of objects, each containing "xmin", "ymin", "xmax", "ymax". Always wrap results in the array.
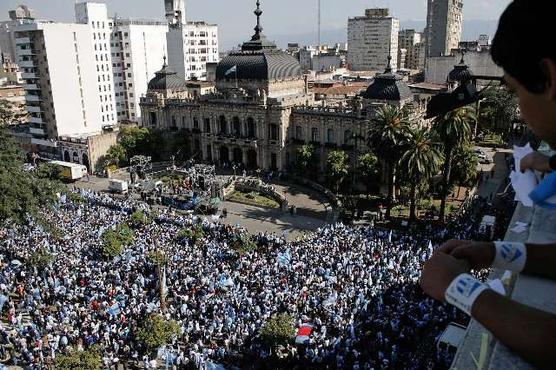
[{"xmin": 140, "ymin": 1, "xmax": 430, "ymax": 174}]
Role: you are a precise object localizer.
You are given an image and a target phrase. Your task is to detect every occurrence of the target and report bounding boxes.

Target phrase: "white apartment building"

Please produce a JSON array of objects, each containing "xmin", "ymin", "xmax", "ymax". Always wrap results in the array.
[
  {"xmin": 167, "ymin": 21, "xmax": 219, "ymax": 81},
  {"xmin": 75, "ymin": 2, "xmax": 117, "ymax": 127},
  {"xmin": 347, "ymin": 9, "xmax": 399, "ymax": 72},
  {"xmin": 15, "ymin": 21, "xmax": 105, "ymax": 155},
  {"xmin": 110, "ymin": 19, "xmax": 168, "ymax": 122}
]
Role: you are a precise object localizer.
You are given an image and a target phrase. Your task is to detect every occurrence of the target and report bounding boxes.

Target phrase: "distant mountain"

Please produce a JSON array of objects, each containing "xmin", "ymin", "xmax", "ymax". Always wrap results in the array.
[{"xmin": 269, "ymin": 19, "xmax": 499, "ymax": 49}]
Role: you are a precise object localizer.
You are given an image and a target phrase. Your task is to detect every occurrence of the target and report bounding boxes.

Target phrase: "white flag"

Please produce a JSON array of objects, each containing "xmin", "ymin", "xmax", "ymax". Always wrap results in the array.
[{"xmin": 225, "ymin": 65, "xmax": 237, "ymax": 76}]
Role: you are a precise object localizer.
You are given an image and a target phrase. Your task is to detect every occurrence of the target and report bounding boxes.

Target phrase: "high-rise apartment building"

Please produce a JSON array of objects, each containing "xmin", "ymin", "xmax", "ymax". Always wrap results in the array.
[
  {"xmin": 167, "ymin": 22, "xmax": 219, "ymax": 81},
  {"xmin": 75, "ymin": 2, "xmax": 117, "ymax": 127},
  {"xmin": 15, "ymin": 21, "xmax": 107, "ymax": 154},
  {"xmin": 0, "ymin": 5, "xmax": 35, "ymax": 80},
  {"xmin": 425, "ymin": 0, "xmax": 464, "ymax": 57},
  {"xmin": 347, "ymin": 8, "xmax": 399, "ymax": 72},
  {"xmin": 399, "ymin": 29, "xmax": 426, "ymax": 70},
  {"xmin": 110, "ymin": 19, "xmax": 168, "ymax": 122}
]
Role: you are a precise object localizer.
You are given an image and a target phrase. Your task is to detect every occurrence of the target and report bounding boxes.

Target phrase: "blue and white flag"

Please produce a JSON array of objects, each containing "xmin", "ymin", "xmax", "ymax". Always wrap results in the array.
[
  {"xmin": 388, "ymin": 230, "xmax": 392, "ymax": 243},
  {"xmin": 107, "ymin": 302, "xmax": 120, "ymax": 316},
  {"xmin": 225, "ymin": 65, "xmax": 237, "ymax": 76}
]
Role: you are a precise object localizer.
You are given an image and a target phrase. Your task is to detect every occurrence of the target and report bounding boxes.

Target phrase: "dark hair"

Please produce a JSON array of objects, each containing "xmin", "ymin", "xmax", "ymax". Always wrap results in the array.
[{"xmin": 491, "ymin": 0, "xmax": 556, "ymax": 94}]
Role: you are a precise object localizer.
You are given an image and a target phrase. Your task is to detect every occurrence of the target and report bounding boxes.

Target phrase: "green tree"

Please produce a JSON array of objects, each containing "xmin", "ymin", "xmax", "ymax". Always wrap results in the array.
[
  {"xmin": 260, "ymin": 313, "xmax": 295, "ymax": 350},
  {"xmin": 104, "ymin": 144, "xmax": 127, "ymax": 168},
  {"xmin": 54, "ymin": 346, "xmax": 102, "ymax": 370},
  {"xmin": 0, "ymin": 127, "xmax": 60, "ymax": 225},
  {"xmin": 479, "ymin": 86, "xmax": 518, "ymax": 136},
  {"xmin": 177, "ymin": 226, "xmax": 205, "ymax": 245},
  {"xmin": 434, "ymin": 107, "xmax": 475, "ymax": 222},
  {"xmin": 136, "ymin": 314, "xmax": 180, "ymax": 354},
  {"xmin": 296, "ymin": 143, "xmax": 316, "ymax": 176},
  {"xmin": 357, "ymin": 152, "xmax": 380, "ymax": 196},
  {"xmin": 399, "ymin": 128, "xmax": 443, "ymax": 223},
  {"xmin": 326, "ymin": 150, "xmax": 349, "ymax": 193},
  {"xmin": 130, "ymin": 210, "xmax": 150, "ymax": 228},
  {"xmin": 450, "ymin": 145, "xmax": 479, "ymax": 188},
  {"xmin": 119, "ymin": 126, "xmax": 150, "ymax": 157},
  {"xmin": 367, "ymin": 105, "xmax": 410, "ymax": 217},
  {"xmin": 27, "ymin": 248, "xmax": 54, "ymax": 270},
  {"xmin": 101, "ymin": 229, "xmax": 123, "ymax": 258}
]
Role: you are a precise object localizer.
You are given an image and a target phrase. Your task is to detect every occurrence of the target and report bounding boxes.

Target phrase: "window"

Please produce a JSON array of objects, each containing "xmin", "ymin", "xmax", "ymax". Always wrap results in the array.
[
  {"xmin": 270, "ymin": 124, "xmax": 278, "ymax": 141},
  {"xmin": 247, "ymin": 118, "xmax": 256, "ymax": 138},
  {"xmin": 344, "ymin": 129, "xmax": 352, "ymax": 144},
  {"xmin": 327, "ymin": 129, "xmax": 335, "ymax": 143},
  {"xmin": 204, "ymin": 118, "xmax": 210, "ymax": 133},
  {"xmin": 219, "ymin": 116, "xmax": 227, "ymax": 134},
  {"xmin": 233, "ymin": 117, "xmax": 241, "ymax": 137},
  {"xmin": 295, "ymin": 125, "xmax": 303, "ymax": 140},
  {"xmin": 311, "ymin": 127, "xmax": 319, "ymax": 142}
]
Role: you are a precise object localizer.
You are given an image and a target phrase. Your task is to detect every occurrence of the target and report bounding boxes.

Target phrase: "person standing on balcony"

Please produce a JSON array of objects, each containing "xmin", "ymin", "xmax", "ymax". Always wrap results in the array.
[{"xmin": 421, "ymin": 1, "xmax": 556, "ymax": 368}]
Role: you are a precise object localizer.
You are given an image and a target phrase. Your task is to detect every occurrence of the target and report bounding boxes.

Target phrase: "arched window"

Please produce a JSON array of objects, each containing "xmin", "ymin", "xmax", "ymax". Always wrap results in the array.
[
  {"xmin": 219, "ymin": 116, "xmax": 227, "ymax": 135},
  {"xmin": 344, "ymin": 129, "xmax": 352, "ymax": 145},
  {"xmin": 247, "ymin": 117, "xmax": 256, "ymax": 138},
  {"xmin": 311, "ymin": 127, "xmax": 319, "ymax": 142},
  {"xmin": 295, "ymin": 125, "xmax": 303, "ymax": 140},
  {"xmin": 327, "ymin": 128, "xmax": 335, "ymax": 143},
  {"xmin": 232, "ymin": 117, "xmax": 241, "ymax": 137}
]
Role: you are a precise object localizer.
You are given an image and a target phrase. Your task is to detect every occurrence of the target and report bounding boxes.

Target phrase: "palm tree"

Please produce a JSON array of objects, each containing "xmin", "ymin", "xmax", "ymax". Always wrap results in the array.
[
  {"xmin": 433, "ymin": 107, "xmax": 475, "ymax": 222},
  {"xmin": 399, "ymin": 128, "xmax": 443, "ymax": 223},
  {"xmin": 367, "ymin": 105, "xmax": 410, "ymax": 218}
]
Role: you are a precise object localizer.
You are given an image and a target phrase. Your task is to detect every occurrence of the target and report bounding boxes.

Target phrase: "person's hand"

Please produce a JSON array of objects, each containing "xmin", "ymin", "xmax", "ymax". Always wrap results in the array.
[
  {"xmin": 420, "ymin": 252, "xmax": 470, "ymax": 302},
  {"xmin": 520, "ymin": 152, "xmax": 551, "ymax": 173},
  {"xmin": 437, "ymin": 240, "xmax": 496, "ymax": 270}
]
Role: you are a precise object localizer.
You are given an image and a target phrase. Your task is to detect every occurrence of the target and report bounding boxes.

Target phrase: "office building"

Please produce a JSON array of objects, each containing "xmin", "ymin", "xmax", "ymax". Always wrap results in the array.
[{"xmin": 348, "ymin": 9, "xmax": 399, "ymax": 72}]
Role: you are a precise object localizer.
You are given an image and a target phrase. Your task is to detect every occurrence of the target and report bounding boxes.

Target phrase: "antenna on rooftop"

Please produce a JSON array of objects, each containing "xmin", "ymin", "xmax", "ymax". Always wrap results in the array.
[{"xmin": 317, "ymin": 0, "xmax": 321, "ymax": 49}]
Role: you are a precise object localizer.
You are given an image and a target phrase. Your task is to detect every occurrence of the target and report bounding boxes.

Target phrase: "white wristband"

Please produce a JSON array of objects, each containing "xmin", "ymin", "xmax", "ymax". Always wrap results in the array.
[
  {"xmin": 445, "ymin": 273, "xmax": 490, "ymax": 316},
  {"xmin": 493, "ymin": 241, "xmax": 527, "ymax": 272}
]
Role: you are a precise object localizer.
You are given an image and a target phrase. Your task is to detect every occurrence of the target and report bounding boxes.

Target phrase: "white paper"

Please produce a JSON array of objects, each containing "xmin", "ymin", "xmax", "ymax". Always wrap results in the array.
[
  {"xmin": 488, "ymin": 278, "xmax": 507, "ymax": 296},
  {"xmin": 510, "ymin": 144, "xmax": 536, "ymax": 207}
]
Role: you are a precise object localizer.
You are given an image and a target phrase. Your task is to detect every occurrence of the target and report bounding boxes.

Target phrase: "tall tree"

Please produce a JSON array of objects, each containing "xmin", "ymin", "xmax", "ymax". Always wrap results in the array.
[
  {"xmin": 433, "ymin": 107, "xmax": 475, "ymax": 222},
  {"xmin": 450, "ymin": 145, "xmax": 479, "ymax": 188},
  {"xmin": 0, "ymin": 127, "xmax": 60, "ymax": 224},
  {"xmin": 296, "ymin": 143, "xmax": 316, "ymax": 176},
  {"xmin": 399, "ymin": 128, "xmax": 443, "ymax": 223},
  {"xmin": 326, "ymin": 150, "xmax": 349, "ymax": 193},
  {"xmin": 357, "ymin": 152, "xmax": 379, "ymax": 196},
  {"xmin": 367, "ymin": 105, "xmax": 410, "ymax": 218}
]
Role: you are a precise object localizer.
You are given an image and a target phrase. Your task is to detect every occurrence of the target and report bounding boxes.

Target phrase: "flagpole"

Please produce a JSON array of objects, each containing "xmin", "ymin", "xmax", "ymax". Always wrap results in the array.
[{"xmin": 235, "ymin": 67, "xmax": 238, "ymax": 89}]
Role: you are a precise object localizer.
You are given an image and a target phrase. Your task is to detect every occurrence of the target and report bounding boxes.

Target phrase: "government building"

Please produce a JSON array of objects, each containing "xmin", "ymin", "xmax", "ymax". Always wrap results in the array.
[{"xmin": 140, "ymin": 1, "xmax": 431, "ymax": 174}]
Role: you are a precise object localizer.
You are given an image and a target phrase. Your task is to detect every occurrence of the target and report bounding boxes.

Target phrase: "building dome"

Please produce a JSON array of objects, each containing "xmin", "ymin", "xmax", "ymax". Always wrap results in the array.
[
  {"xmin": 215, "ymin": 0, "xmax": 302, "ymax": 82},
  {"xmin": 148, "ymin": 60, "xmax": 187, "ymax": 91},
  {"xmin": 216, "ymin": 50, "xmax": 301, "ymax": 81},
  {"xmin": 448, "ymin": 54, "xmax": 474, "ymax": 84},
  {"xmin": 363, "ymin": 56, "xmax": 412, "ymax": 101}
]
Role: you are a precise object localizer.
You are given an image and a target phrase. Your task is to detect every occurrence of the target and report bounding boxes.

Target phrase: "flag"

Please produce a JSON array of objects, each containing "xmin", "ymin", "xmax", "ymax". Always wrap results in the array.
[
  {"xmin": 388, "ymin": 230, "xmax": 392, "ymax": 243},
  {"xmin": 295, "ymin": 324, "xmax": 313, "ymax": 345},
  {"xmin": 428, "ymin": 240, "xmax": 434, "ymax": 254},
  {"xmin": 107, "ymin": 302, "xmax": 120, "ymax": 316},
  {"xmin": 225, "ymin": 65, "xmax": 237, "ymax": 76}
]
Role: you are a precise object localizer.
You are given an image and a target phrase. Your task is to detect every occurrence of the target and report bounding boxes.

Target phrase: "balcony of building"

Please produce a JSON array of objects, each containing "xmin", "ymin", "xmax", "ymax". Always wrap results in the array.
[
  {"xmin": 21, "ymin": 72, "xmax": 38, "ymax": 79},
  {"xmin": 19, "ymin": 60, "xmax": 35, "ymax": 68},
  {"xmin": 25, "ymin": 93, "xmax": 42, "ymax": 102},
  {"xmin": 15, "ymin": 37, "xmax": 31, "ymax": 45},
  {"xmin": 29, "ymin": 126, "xmax": 46, "ymax": 136},
  {"xmin": 28, "ymin": 116, "xmax": 43, "ymax": 124},
  {"xmin": 26, "ymin": 105, "xmax": 43, "ymax": 113},
  {"xmin": 24, "ymin": 83, "xmax": 40, "ymax": 91},
  {"xmin": 31, "ymin": 137, "xmax": 57, "ymax": 148},
  {"xmin": 17, "ymin": 48, "xmax": 35, "ymax": 57}
]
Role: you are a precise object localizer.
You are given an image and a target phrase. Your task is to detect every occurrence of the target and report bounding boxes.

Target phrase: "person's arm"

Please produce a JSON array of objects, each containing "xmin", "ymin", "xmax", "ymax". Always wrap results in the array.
[
  {"xmin": 439, "ymin": 240, "xmax": 556, "ymax": 280},
  {"xmin": 421, "ymin": 251, "xmax": 556, "ymax": 369},
  {"xmin": 520, "ymin": 152, "xmax": 554, "ymax": 173},
  {"xmin": 472, "ymin": 290, "xmax": 556, "ymax": 369}
]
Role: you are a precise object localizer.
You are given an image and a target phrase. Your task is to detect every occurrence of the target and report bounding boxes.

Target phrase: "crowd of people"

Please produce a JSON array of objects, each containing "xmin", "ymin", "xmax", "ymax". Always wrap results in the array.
[{"xmin": 0, "ymin": 190, "xmax": 500, "ymax": 369}]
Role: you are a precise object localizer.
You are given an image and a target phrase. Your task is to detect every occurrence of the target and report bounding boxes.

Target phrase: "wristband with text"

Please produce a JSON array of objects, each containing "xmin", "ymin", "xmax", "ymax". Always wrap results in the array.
[
  {"xmin": 492, "ymin": 241, "xmax": 527, "ymax": 272},
  {"xmin": 445, "ymin": 273, "xmax": 490, "ymax": 316}
]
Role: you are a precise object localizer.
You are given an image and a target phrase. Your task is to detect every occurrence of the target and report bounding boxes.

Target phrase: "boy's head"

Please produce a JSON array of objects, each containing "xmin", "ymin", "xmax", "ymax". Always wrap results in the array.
[{"xmin": 492, "ymin": 0, "xmax": 556, "ymax": 146}]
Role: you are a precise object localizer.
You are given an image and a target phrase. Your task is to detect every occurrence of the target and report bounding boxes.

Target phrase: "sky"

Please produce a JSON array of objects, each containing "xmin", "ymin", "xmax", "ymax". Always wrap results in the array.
[{"xmin": 0, "ymin": 0, "xmax": 512, "ymax": 50}]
